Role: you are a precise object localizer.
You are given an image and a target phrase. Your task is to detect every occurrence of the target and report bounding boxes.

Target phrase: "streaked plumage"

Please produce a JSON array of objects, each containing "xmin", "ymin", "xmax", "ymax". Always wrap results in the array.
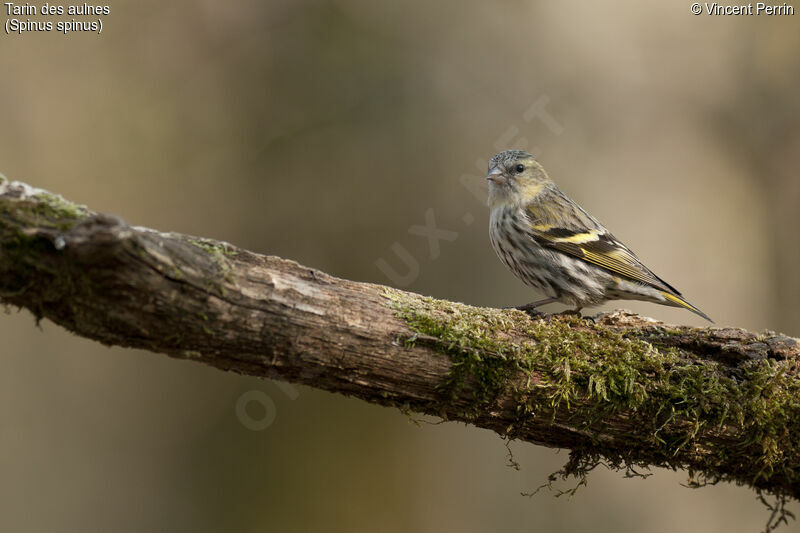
[{"xmin": 486, "ymin": 150, "xmax": 711, "ymax": 322}]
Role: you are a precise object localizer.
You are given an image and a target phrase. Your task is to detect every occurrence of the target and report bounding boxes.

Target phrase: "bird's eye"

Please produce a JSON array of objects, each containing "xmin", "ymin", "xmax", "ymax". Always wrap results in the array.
[{"xmin": 514, "ymin": 164, "xmax": 525, "ymax": 173}]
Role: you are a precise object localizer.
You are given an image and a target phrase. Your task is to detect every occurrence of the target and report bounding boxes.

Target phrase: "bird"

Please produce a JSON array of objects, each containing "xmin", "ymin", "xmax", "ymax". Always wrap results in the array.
[{"xmin": 486, "ymin": 149, "xmax": 712, "ymax": 322}]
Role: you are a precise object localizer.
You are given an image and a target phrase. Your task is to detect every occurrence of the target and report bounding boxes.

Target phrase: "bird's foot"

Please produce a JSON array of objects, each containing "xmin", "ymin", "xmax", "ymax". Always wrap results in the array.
[
  {"xmin": 550, "ymin": 308, "xmax": 593, "ymax": 321},
  {"xmin": 502, "ymin": 302, "xmax": 547, "ymax": 319}
]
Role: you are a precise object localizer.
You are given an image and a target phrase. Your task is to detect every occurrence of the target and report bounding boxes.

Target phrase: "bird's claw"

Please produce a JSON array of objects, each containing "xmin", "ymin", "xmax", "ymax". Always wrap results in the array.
[{"xmin": 502, "ymin": 303, "xmax": 547, "ymax": 319}]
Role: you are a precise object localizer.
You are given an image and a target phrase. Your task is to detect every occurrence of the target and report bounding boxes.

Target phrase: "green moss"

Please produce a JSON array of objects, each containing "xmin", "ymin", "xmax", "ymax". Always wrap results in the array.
[
  {"xmin": 189, "ymin": 238, "xmax": 236, "ymax": 258},
  {"xmin": 383, "ymin": 288, "xmax": 800, "ymax": 503},
  {"xmin": 188, "ymin": 238, "xmax": 237, "ymax": 294},
  {"xmin": 0, "ymin": 188, "xmax": 89, "ymax": 232},
  {"xmin": 32, "ymin": 191, "xmax": 88, "ymax": 224},
  {"xmin": 384, "ymin": 289, "xmax": 664, "ymax": 419}
]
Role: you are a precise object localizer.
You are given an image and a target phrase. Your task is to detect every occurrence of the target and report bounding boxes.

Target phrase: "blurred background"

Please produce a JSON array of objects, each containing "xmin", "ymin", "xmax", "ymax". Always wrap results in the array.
[{"xmin": 2, "ymin": 1, "xmax": 799, "ymax": 531}]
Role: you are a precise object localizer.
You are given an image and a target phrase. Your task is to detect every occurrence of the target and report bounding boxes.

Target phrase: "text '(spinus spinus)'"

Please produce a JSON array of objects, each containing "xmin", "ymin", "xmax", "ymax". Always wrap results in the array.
[{"xmin": 486, "ymin": 150, "xmax": 711, "ymax": 322}]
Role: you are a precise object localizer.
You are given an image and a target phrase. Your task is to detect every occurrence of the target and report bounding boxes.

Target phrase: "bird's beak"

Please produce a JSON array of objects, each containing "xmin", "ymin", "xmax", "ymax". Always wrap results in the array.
[{"xmin": 486, "ymin": 167, "xmax": 506, "ymax": 185}]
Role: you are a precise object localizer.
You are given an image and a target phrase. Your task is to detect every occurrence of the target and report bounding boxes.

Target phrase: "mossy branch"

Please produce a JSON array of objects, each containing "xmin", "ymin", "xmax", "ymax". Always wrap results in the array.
[{"xmin": 2, "ymin": 176, "xmax": 800, "ymax": 505}]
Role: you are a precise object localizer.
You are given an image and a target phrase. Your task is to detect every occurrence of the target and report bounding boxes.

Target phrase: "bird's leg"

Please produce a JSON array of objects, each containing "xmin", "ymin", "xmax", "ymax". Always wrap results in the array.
[
  {"xmin": 514, "ymin": 297, "xmax": 559, "ymax": 312},
  {"xmin": 503, "ymin": 297, "xmax": 558, "ymax": 318}
]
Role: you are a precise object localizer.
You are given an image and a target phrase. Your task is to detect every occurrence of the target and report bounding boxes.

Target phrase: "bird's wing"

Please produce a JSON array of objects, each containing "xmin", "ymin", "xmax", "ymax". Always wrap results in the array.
[{"xmin": 524, "ymin": 206, "xmax": 681, "ymax": 295}]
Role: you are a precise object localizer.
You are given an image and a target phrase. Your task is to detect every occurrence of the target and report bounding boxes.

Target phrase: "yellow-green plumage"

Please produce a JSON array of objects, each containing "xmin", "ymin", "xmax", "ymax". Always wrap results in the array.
[{"xmin": 486, "ymin": 150, "xmax": 712, "ymax": 322}]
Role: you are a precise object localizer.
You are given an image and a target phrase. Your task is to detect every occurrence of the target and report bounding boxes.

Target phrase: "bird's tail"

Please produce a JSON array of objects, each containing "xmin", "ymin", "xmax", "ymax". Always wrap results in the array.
[{"xmin": 659, "ymin": 291, "xmax": 713, "ymax": 323}]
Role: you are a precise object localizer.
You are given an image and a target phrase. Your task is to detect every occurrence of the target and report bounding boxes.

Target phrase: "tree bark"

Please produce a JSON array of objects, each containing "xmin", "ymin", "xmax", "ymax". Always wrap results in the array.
[{"xmin": 1, "ymin": 176, "xmax": 799, "ymax": 502}]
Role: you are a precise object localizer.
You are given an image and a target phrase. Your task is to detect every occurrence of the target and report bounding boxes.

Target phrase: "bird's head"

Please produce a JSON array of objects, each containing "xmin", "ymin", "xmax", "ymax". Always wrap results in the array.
[{"xmin": 486, "ymin": 150, "xmax": 550, "ymax": 208}]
